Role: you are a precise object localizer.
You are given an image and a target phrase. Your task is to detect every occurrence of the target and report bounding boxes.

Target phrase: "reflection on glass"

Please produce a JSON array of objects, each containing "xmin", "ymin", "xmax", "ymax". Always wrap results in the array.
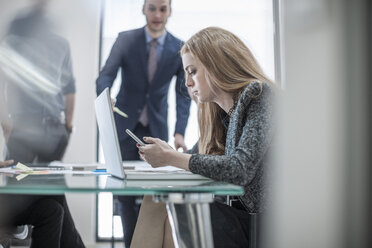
[{"xmin": 0, "ymin": 1, "xmax": 75, "ymax": 164}]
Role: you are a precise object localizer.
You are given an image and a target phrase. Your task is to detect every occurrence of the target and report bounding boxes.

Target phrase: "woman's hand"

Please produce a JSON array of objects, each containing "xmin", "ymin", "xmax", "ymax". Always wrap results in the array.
[
  {"xmin": 138, "ymin": 137, "xmax": 174, "ymax": 167},
  {"xmin": 138, "ymin": 136, "xmax": 192, "ymax": 171}
]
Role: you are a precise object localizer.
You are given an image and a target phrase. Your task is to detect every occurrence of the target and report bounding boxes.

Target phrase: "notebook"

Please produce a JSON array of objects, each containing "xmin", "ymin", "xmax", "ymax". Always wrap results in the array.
[{"xmin": 95, "ymin": 88, "xmax": 209, "ymax": 180}]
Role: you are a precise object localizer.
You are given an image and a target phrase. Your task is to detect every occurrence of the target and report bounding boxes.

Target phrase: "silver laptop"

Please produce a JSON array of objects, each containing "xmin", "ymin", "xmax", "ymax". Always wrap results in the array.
[{"xmin": 95, "ymin": 88, "xmax": 209, "ymax": 180}]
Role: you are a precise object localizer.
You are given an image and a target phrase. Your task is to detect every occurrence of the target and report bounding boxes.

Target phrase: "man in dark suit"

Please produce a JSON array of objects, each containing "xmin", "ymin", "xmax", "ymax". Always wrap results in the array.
[{"xmin": 96, "ymin": 0, "xmax": 191, "ymax": 246}]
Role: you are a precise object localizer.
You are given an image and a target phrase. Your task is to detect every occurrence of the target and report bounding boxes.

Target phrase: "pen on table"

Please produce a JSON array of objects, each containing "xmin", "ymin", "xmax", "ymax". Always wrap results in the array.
[
  {"xmin": 113, "ymin": 106, "xmax": 128, "ymax": 118},
  {"xmin": 34, "ymin": 167, "xmax": 66, "ymax": 171},
  {"xmin": 0, "ymin": 165, "xmax": 15, "ymax": 169}
]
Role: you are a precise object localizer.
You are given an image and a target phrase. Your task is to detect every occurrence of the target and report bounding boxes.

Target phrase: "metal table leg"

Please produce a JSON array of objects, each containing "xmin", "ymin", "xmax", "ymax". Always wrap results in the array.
[{"xmin": 154, "ymin": 193, "xmax": 214, "ymax": 248}]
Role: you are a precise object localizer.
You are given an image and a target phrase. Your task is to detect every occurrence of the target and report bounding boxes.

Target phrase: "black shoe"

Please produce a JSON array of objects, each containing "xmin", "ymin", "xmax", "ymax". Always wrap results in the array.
[
  {"xmin": 12, "ymin": 225, "xmax": 28, "ymax": 240},
  {"xmin": 0, "ymin": 237, "xmax": 11, "ymax": 248}
]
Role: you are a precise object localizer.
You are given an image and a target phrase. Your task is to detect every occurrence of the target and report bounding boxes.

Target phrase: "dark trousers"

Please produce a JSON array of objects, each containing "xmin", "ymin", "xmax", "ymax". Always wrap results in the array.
[
  {"xmin": 116, "ymin": 123, "xmax": 150, "ymax": 247},
  {"xmin": 210, "ymin": 202, "xmax": 259, "ymax": 248},
  {"xmin": 0, "ymin": 195, "xmax": 85, "ymax": 248}
]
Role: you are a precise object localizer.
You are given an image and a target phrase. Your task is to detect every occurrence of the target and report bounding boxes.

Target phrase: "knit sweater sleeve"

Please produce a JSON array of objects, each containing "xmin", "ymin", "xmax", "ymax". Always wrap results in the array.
[{"xmin": 189, "ymin": 83, "xmax": 275, "ymax": 186}]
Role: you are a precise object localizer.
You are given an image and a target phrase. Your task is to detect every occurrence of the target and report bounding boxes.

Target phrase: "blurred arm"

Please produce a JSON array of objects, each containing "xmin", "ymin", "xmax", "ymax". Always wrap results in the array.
[
  {"xmin": 96, "ymin": 34, "xmax": 125, "ymax": 95},
  {"xmin": 64, "ymin": 93, "xmax": 75, "ymax": 133}
]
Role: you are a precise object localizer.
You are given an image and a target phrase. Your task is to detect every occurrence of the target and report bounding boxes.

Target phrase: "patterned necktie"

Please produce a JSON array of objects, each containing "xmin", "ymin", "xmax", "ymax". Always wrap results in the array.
[
  {"xmin": 147, "ymin": 39, "xmax": 158, "ymax": 83},
  {"xmin": 139, "ymin": 39, "xmax": 158, "ymax": 126}
]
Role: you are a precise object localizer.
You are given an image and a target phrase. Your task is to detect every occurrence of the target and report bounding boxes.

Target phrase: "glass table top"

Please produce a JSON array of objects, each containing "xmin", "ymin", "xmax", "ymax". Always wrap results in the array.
[{"xmin": 0, "ymin": 173, "xmax": 244, "ymax": 196}]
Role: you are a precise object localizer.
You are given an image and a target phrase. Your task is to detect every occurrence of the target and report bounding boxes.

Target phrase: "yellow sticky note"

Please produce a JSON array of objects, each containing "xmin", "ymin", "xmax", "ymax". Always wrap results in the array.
[
  {"xmin": 15, "ymin": 162, "xmax": 32, "ymax": 171},
  {"xmin": 16, "ymin": 174, "xmax": 28, "ymax": 181}
]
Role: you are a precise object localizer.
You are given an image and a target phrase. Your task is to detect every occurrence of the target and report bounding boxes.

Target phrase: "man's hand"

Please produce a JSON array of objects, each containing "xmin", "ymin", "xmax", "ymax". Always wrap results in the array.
[
  {"xmin": 111, "ymin": 98, "xmax": 116, "ymax": 108},
  {"xmin": 64, "ymin": 93, "xmax": 75, "ymax": 134},
  {"xmin": 65, "ymin": 123, "xmax": 73, "ymax": 133},
  {"xmin": 0, "ymin": 159, "xmax": 14, "ymax": 167},
  {"xmin": 1, "ymin": 118, "xmax": 12, "ymax": 141},
  {"xmin": 174, "ymin": 133, "xmax": 187, "ymax": 152}
]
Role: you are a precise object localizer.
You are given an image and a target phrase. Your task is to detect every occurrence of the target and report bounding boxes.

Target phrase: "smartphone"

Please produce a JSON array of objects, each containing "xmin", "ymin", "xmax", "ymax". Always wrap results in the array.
[{"xmin": 125, "ymin": 129, "xmax": 146, "ymax": 146}]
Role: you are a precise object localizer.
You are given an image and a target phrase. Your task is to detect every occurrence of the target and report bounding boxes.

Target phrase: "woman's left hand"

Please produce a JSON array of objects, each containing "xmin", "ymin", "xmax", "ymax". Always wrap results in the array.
[{"xmin": 138, "ymin": 137, "xmax": 174, "ymax": 167}]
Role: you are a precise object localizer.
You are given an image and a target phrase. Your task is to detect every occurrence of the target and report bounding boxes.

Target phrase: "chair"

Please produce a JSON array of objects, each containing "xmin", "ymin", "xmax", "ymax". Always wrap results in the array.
[
  {"xmin": 111, "ymin": 198, "xmax": 120, "ymax": 248},
  {"xmin": 227, "ymin": 196, "xmax": 259, "ymax": 248}
]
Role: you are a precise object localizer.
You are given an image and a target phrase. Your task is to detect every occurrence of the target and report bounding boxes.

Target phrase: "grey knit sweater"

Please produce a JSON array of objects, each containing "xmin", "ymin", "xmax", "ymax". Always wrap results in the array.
[{"xmin": 189, "ymin": 81, "xmax": 276, "ymax": 213}]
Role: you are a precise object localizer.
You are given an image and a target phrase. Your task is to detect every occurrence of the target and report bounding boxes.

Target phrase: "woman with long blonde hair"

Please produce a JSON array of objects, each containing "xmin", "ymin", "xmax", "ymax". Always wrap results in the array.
[{"xmin": 132, "ymin": 26, "xmax": 277, "ymax": 247}]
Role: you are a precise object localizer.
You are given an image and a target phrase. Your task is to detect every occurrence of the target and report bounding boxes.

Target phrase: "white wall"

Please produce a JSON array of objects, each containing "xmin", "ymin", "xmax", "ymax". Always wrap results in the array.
[
  {"xmin": 268, "ymin": 0, "xmax": 371, "ymax": 247},
  {"xmin": 270, "ymin": 1, "xmax": 346, "ymax": 247}
]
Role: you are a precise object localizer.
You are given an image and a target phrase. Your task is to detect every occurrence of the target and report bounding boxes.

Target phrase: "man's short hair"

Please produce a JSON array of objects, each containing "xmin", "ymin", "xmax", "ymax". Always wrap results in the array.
[{"xmin": 144, "ymin": 0, "xmax": 172, "ymax": 6}]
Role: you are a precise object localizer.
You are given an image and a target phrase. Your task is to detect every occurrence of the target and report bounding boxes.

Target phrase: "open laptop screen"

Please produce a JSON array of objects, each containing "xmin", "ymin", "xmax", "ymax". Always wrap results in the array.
[
  {"xmin": 95, "ymin": 88, "xmax": 125, "ymax": 179},
  {"xmin": 95, "ymin": 88, "xmax": 209, "ymax": 181}
]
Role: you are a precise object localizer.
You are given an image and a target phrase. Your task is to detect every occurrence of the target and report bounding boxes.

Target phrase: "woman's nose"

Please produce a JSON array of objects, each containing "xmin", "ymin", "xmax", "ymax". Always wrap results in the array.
[{"xmin": 185, "ymin": 76, "xmax": 194, "ymax": 87}]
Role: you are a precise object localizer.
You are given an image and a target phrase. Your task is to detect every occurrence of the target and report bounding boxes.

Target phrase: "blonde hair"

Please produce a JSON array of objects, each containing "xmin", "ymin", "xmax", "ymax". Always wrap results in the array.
[{"xmin": 181, "ymin": 27, "xmax": 273, "ymax": 155}]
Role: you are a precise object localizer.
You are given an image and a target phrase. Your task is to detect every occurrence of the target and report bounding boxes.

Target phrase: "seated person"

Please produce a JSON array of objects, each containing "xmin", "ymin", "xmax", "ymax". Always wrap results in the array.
[
  {"xmin": 0, "ymin": 164, "xmax": 84, "ymax": 248},
  {"xmin": 0, "ymin": 74, "xmax": 84, "ymax": 248},
  {"xmin": 0, "ymin": 124, "xmax": 84, "ymax": 248},
  {"xmin": 0, "ymin": 122, "xmax": 84, "ymax": 248},
  {"xmin": 0, "ymin": 195, "xmax": 64, "ymax": 248},
  {"xmin": 130, "ymin": 26, "xmax": 278, "ymax": 248}
]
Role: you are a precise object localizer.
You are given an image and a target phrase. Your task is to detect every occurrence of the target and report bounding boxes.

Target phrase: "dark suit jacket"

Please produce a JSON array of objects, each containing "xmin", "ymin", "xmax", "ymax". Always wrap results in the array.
[{"xmin": 96, "ymin": 27, "xmax": 190, "ymax": 142}]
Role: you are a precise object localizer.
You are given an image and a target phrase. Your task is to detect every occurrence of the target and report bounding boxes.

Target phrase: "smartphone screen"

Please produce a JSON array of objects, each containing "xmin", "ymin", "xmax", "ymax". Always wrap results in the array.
[{"xmin": 125, "ymin": 129, "xmax": 146, "ymax": 146}]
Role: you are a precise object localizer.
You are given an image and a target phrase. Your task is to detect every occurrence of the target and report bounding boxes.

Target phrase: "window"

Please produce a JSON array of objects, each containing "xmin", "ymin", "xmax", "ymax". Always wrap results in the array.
[{"xmin": 97, "ymin": 0, "xmax": 275, "ymax": 241}]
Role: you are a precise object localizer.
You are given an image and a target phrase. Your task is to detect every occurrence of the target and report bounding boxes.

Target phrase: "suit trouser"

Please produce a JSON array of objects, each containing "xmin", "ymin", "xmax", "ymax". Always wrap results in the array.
[{"xmin": 116, "ymin": 123, "xmax": 150, "ymax": 247}]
